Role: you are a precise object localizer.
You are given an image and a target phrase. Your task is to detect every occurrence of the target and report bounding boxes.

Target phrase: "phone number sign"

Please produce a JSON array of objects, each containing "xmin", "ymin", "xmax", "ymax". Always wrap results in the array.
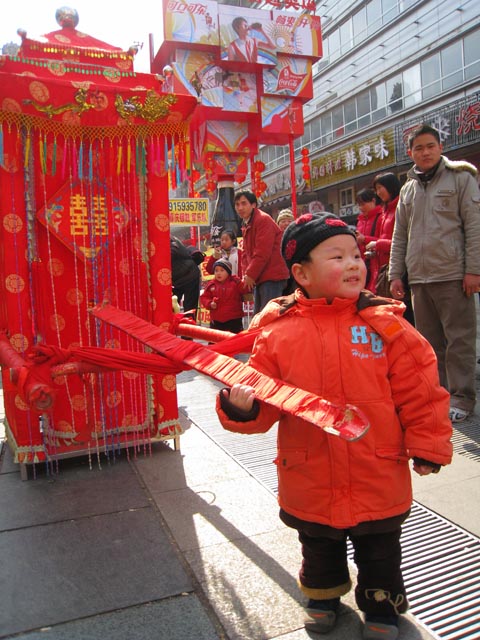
[{"xmin": 169, "ymin": 198, "xmax": 209, "ymax": 225}]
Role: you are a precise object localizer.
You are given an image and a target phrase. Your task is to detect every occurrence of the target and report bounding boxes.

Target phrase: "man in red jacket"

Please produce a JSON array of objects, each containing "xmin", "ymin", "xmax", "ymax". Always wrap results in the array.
[{"xmin": 234, "ymin": 189, "xmax": 289, "ymax": 314}]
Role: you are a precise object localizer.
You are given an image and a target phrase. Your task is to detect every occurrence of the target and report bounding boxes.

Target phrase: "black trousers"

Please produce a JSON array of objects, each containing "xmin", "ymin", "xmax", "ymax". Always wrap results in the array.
[
  {"xmin": 173, "ymin": 274, "xmax": 200, "ymax": 315},
  {"xmin": 298, "ymin": 528, "xmax": 408, "ymax": 615},
  {"xmin": 210, "ymin": 318, "xmax": 244, "ymax": 334},
  {"xmin": 281, "ymin": 509, "xmax": 409, "ymax": 616}
]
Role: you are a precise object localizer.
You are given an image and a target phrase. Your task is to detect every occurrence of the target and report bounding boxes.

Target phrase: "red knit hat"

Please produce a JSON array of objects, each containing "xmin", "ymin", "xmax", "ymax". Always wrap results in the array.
[{"xmin": 281, "ymin": 213, "xmax": 356, "ymax": 269}]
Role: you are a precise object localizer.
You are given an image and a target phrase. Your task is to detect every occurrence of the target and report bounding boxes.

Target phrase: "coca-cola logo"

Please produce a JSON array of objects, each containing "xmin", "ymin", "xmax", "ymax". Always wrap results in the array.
[{"xmin": 276, "ymin": 66, "xmax": 306, "ymax": 93}]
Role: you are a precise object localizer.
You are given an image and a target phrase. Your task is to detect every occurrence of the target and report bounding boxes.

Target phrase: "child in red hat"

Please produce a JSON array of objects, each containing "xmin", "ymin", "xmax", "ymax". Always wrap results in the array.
[{"xmin": 215, "ymin": 213, "xmax": 452, "ymax": 640}]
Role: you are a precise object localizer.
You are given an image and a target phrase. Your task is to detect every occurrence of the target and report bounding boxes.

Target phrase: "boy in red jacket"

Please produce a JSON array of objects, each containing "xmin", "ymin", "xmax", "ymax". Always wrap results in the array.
[
  {"xmin": 216, "ymin": 214, "xmax": 452, "ymax": 640},
  {"xmin": 200, "ymin": 258, "xmax": 246, "ymax": 334}
]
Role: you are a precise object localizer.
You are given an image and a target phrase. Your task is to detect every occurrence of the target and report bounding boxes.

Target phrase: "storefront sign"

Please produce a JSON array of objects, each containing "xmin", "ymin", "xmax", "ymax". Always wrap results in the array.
[
  {"xmin": 395, "ymin": 92, "xmax": 480, "ymax": 163},
  {"xmin": 169, "ymin": 198, "xmax": 209, "ymax": 225},
  {"xmin": 310, "ymin": 129, "xmax": 394, "ymax": 189}
]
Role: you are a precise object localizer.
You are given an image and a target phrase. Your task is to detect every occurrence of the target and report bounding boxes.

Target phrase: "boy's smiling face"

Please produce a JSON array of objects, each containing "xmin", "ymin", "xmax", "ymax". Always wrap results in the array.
[{"xmin": 291, "ymin": 235, "xmax": 366, "ymax": 302}]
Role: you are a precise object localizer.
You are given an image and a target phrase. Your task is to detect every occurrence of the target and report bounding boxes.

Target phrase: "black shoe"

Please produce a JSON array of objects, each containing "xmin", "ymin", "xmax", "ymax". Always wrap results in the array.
[
  {"xmin": 304, "ymin": 597, "xmax": 340, "ymax": 634},
  {"xmin": 363, "ymin": 615, "xmax": 399, "ymax": 639}
]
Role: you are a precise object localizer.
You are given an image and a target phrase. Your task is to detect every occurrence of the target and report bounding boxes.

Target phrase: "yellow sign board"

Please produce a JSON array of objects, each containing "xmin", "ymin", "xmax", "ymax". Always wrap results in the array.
[
  {"xmin": 169, "ymin": 198, "xmax": 209, "ymax": 226},
  {"xmin": 311, "ymin": 129, "xmax": 395, "ymax": 189}
]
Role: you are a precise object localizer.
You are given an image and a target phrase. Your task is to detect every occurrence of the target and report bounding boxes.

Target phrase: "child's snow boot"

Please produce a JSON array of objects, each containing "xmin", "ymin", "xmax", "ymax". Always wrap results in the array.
[{"xmin": 304, "ymin": 597, "xmax": 340, "ymax": 634}]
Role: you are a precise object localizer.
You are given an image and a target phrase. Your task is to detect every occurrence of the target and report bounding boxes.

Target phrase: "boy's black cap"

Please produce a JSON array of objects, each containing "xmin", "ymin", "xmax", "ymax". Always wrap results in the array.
[
  {"xmin": 281, "ymin": 213, "xmax": 357, "ymax": 269},
  {"xmin": 213, "ymin": 258, "xmax": 232, "ymax": 275}
]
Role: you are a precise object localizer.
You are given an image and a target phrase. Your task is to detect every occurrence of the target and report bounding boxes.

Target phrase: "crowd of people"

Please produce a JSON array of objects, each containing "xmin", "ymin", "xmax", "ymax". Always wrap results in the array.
[{"xmin": 169, "ymin": 122, "xmax": 480, "ymax": 640}]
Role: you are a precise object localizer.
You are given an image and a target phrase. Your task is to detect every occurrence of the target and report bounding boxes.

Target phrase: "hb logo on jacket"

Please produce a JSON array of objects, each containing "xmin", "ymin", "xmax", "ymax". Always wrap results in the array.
[{"xmin": 351, "ymin": 325, "xmax": 384, "ymax": 355}]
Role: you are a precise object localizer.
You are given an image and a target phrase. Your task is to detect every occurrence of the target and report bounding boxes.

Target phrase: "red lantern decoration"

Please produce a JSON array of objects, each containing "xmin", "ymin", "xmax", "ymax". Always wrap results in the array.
[{"xmin": 301, "ymin": 148, "xmax": 310, "ymax": 182}]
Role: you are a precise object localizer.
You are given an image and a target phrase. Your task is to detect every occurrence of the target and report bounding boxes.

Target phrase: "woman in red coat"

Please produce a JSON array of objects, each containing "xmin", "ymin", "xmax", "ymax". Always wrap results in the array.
[
  {"xmin": 355, "ymin": 188, "xmax": 382, "ymax": 258},
  {"xmin": 365, "ymin": 173, "xmax": 400, "ymax": 294},
  {"xmin": 355, "ymin": 188, "xmax": 383, "ymax": 284}
]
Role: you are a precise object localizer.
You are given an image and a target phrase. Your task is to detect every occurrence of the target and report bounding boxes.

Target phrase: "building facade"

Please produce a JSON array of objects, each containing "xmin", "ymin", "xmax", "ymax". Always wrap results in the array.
[{"xmin": 259, "ymin": 0, "xmax": 480, "ymax": 221}]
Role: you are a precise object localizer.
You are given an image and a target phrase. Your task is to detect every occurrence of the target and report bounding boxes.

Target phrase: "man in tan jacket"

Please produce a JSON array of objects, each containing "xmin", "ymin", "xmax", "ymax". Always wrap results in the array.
[{"xmin": 389, "ymin": 123, "xmax": 480, "ymax": 423}]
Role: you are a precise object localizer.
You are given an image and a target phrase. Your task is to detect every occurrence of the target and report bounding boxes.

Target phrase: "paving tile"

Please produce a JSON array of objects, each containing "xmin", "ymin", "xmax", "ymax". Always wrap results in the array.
[
  {"xmin": 0, "ymin": 508, "xmax": 192, "ymax": 637},
  {"xmin": 412, "ymin": 449, "xmax": 480, "ymax": 536},
  {"xmin": 150, "ymin": 476, "xmax": 283, "ymax": 552},
  {"xmin": 183, "ymin": 528, "xmax": 362, "ymax": 640},
  {"xmin": 133, "ymin": 426, "xmax": 249, "ymax": 493},
  {"xmin": 413, "ymin": 475, "xmax": 480, "ymax": 537},
  {"xmin": 0, "ymin": 453, "xmax": 150, "ymax": 531},
  {"xmin": 184, "ymin": 530, "xmax": 436, "ymax": 640},
  {"xmin": 10, "ymin": 595, "xmax": 222, "ymax": 640}
]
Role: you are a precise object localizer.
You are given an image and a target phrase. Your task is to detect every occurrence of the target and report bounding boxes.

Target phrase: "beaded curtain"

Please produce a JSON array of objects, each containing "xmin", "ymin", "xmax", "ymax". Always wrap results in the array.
[{"xmin": 0, "ymin": 117, "xmax": 185, "ymax": 466}]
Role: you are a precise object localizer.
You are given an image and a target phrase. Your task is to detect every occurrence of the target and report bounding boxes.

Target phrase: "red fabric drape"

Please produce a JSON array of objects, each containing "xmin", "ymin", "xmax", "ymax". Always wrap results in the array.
[{"xmin": 91, "ymin": 304, "xmax": 369, "ymax": 441}]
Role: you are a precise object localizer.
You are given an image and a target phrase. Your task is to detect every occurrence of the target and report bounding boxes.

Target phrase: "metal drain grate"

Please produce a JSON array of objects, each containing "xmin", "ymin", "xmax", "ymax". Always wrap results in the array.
[
  {"xmin": 206, "ymin": 420, "xmax": 480, "ymax": 639},
  {"xmin": 450, "ymin": 419, "xmax": 480, "ymax": 461},
  {"xmin": 178, "ymin": 370, "xmax": 480, "ymax": 640},
  {"xmin": 400, "ymin": 504, "xmax": 480, "ymax": 640}
]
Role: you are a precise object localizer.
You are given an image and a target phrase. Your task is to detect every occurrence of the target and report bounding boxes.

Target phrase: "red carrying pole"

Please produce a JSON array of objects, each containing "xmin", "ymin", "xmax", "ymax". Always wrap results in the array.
[{"xmin": 289, "ymin": 135, "xmax": 297, "ymax": 217}]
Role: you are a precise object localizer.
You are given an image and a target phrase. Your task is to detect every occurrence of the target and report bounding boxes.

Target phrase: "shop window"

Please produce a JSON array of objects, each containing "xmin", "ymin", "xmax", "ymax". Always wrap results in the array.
[
  {"xmin": 357, "ymin": 90, "xmax": 371, "ymax": 128},
  {"xmin": 387, "ymin": 74, "xmax": 403, "ymax": 113},
  {"xmin": 310, "ymin": 119, "xmax": 321, "ymax": 147},
  {"xmin": 371, "ymin": 85, "xmax": 387, "ymax": 122},
  {"xmin": 321, "ymin": 113, "xmax": 333, "ymax": 145},
  {"xmin": 332, "ymin": 105, "xmax": 345, "ymax": 139},
  {"xmin": 441, "ymin": 41, "xmax": 463, "ymax": 91},
  {"xmin": 329, "ymin": 30, "xmax": 341, "ymax": 64},
  {"xmin": 352, "ymin": 7, "xmax": 367, "ymax": 47},
  {"xmin": 421, "ymin": 54, "xmax": 441, "ymax": 100},
  {"xmin": 403, "ymin": 65, "xmax": 422, "ymax": 108},
  {"xmin": 464, "ymin": 29, "xmax": 480, "ymax": 80},
  {"xmin": 367, "ymin": 0, "xmax": 383, "ymax": 37},
  {"xmin": 381, "ymin": 0, "xmax": 399, "ymax": 24},
  {"xmin": 344, "ymin": 98, "xmax": 357, "ymax": 133},
  {"xmin": 340, "ymin": 188, "xmax": 354, "ymax": 208},
  {"xmin": 340, "ymin": 19, "xmax": 353, "ymax": 55}
]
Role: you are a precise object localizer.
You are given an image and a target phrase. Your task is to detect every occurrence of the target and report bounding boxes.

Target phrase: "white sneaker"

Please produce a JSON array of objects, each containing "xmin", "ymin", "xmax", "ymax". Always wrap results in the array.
[{"xmin": 449, "ymin": 407, "xmax": 469, "ymax": 423}]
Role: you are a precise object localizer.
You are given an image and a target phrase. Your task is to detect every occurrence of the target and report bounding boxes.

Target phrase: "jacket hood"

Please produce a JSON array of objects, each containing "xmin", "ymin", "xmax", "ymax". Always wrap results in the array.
[
  {"xmin": 409, "ymin": 156, "xmax": 478, "ymax": 180},
  {"xmin": 443, "ymin": 156, "xmax": 478, "ymax": 177},
  {"xmin": 250, "ymin": 289, "xmax": 407, "ymax": 342}
]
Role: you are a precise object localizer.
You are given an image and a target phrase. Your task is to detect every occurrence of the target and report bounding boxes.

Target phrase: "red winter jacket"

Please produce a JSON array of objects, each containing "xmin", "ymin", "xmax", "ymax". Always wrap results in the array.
[
  {"xmin": 367, "ymin": 196, "xmax": 398, "ymax": 293},
  {"xmin": 241, "ymin": 208, "xmax": 289, "ymax": 285},
  {"xmin": 216, "ymin": 290, "xmax": 452, "ymax": 530},
  {"xmin": 356, "ymin": 205, "xmax": 383, "ymax": 259},
  {"xmin": 200, "ymin": 276, "xmax": 246, "ymax": 323}
]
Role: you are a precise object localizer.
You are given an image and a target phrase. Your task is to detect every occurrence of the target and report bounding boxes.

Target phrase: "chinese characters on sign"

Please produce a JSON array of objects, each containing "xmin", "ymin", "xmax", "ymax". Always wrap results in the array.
[
  {"xmin": 456, "ymin": 102, "xmax": 480, "ymax": 135},
  {"xmin": 311, "ymin": 129, "xmax": 394, "ymax": 189},
  {"xmin": 38, "ymin": 181, "xmax": 131, "ymax": 262},
  {"xmin": 70, "ymin": 195, "xmax": 108, "ymax": 236},
  {"xmin": 169, "ymin": 198, "xmax": 210, "ymax": 225},
  {"xmin": 395, "ymin": 92, "xmax": 480, "ymax": 163},
  {"xmin": 246, "ymin": 0, "xmax": 316, "ymax": 12}
]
